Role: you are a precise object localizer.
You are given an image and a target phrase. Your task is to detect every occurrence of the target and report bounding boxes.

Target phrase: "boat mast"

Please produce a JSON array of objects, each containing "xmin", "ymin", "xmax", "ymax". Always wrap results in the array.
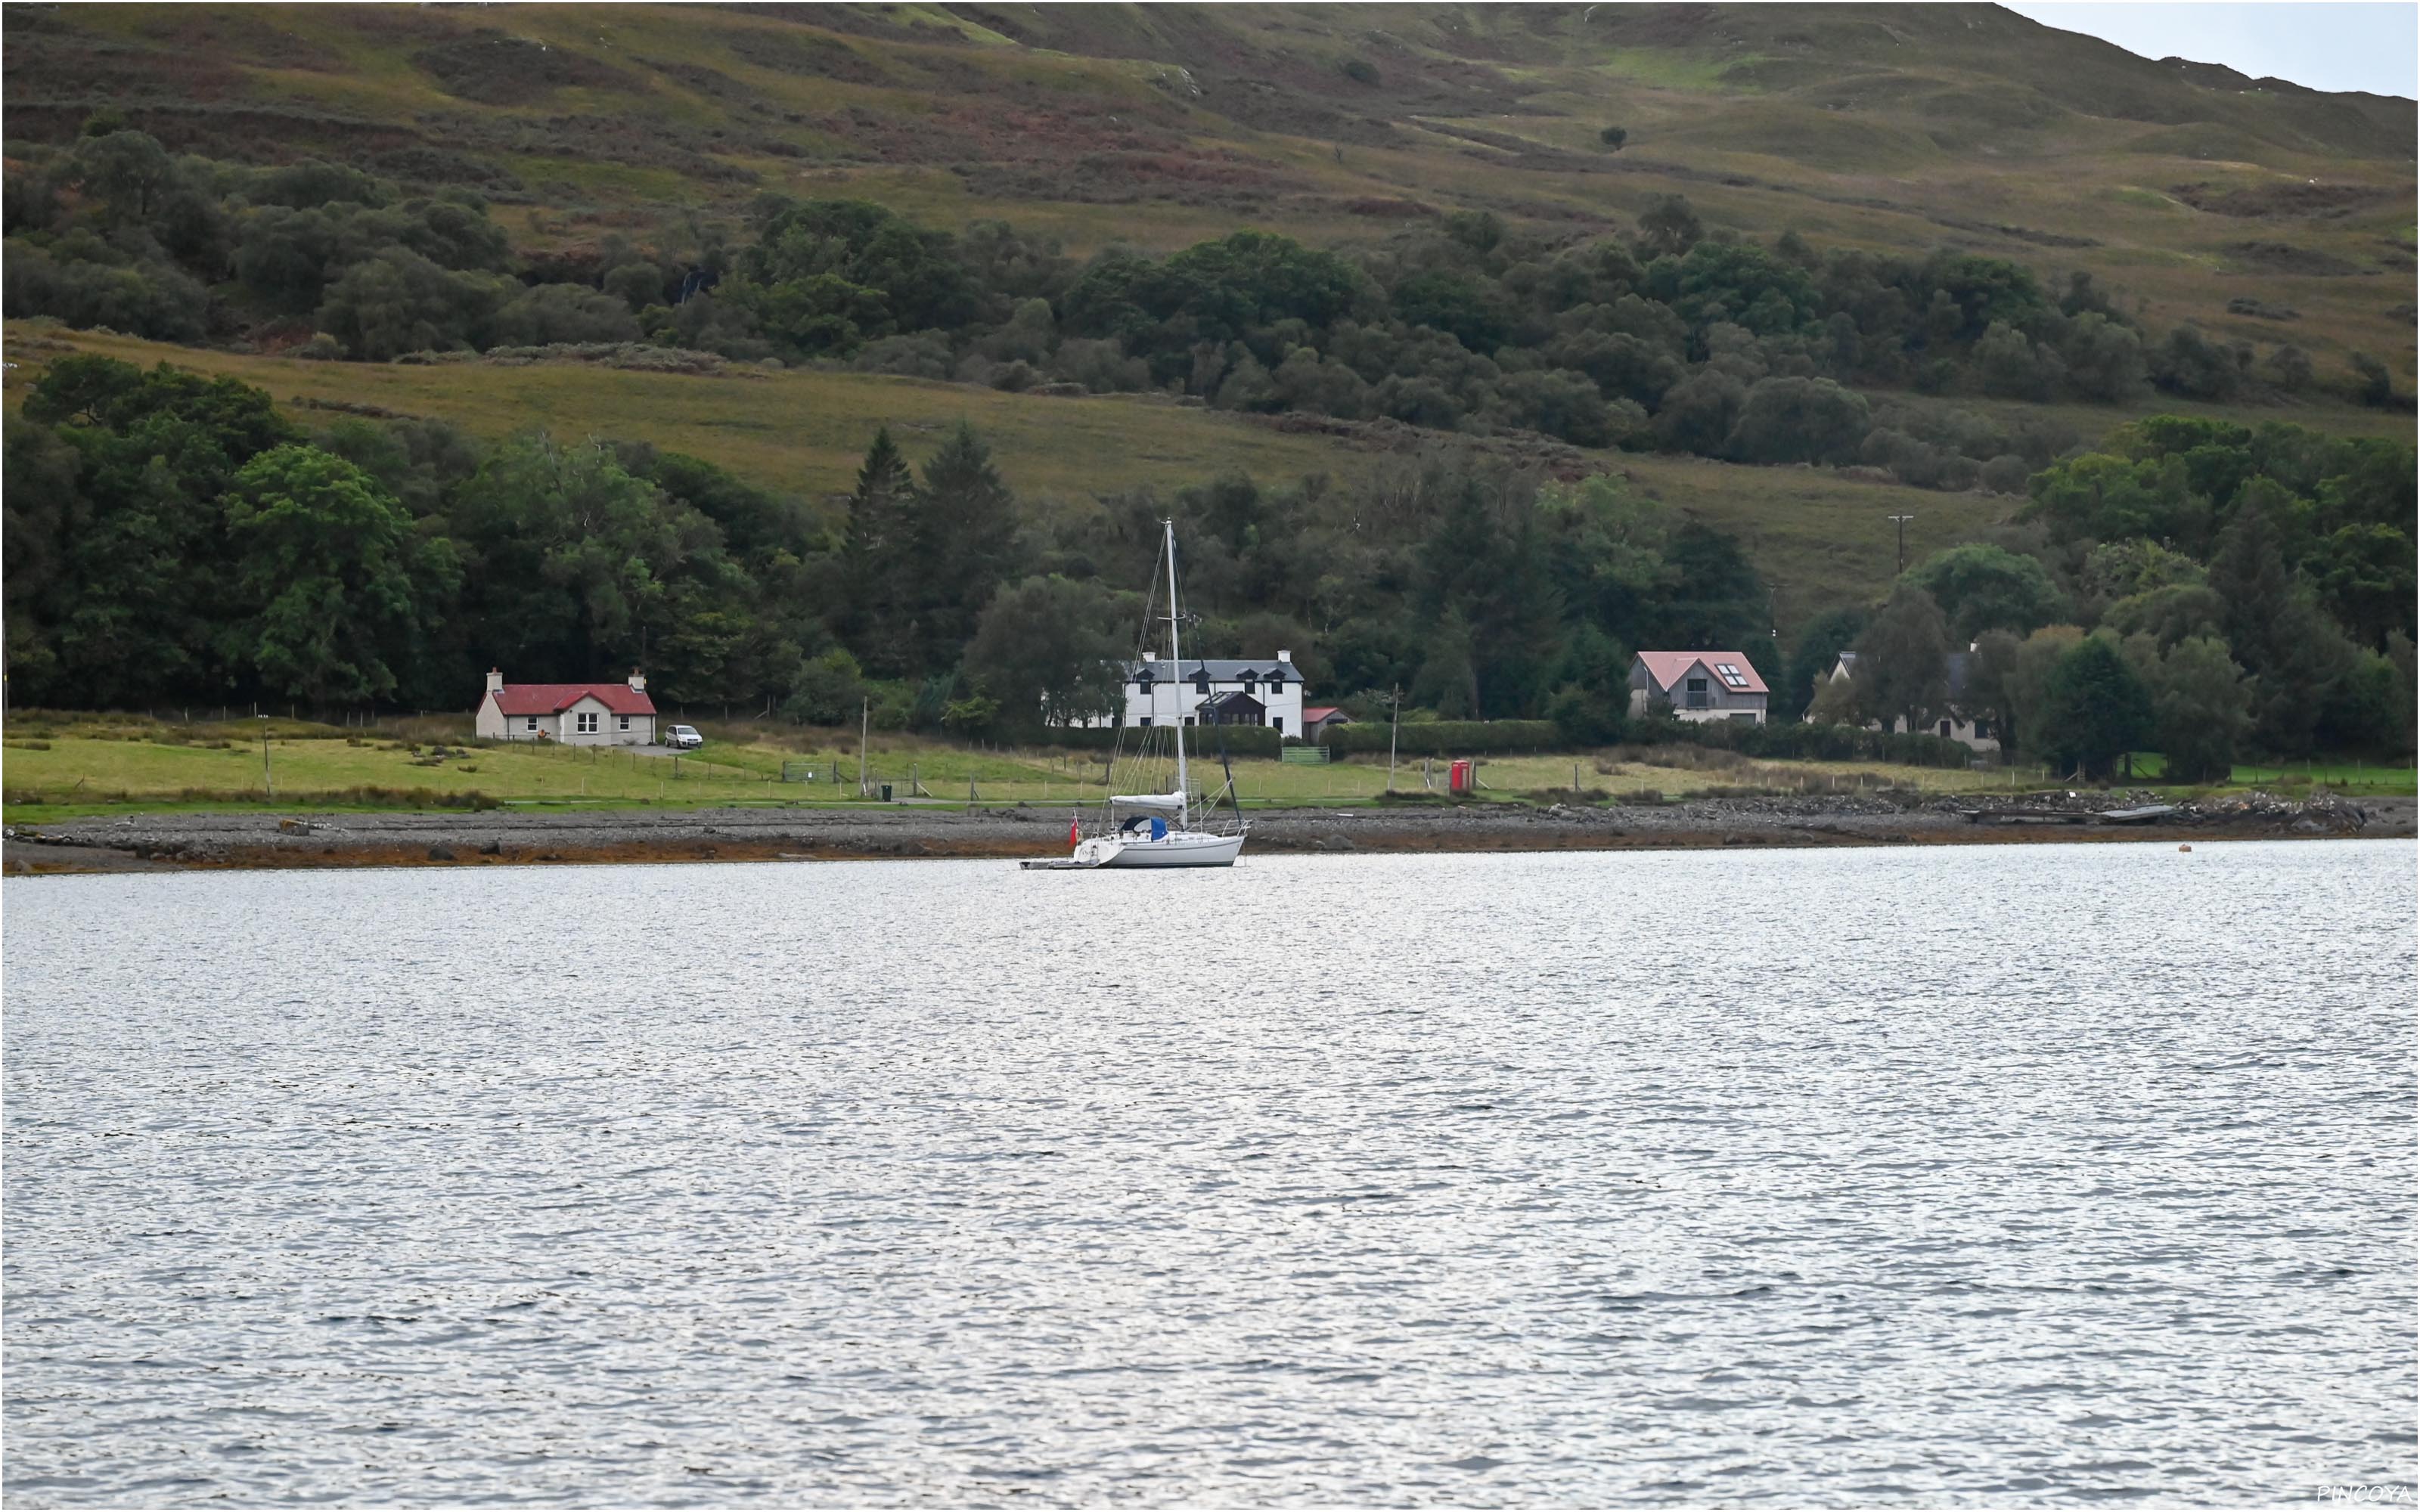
[{"xmin": 1163, "ymin": 516, "xmax": 1188, "ymax": 830}]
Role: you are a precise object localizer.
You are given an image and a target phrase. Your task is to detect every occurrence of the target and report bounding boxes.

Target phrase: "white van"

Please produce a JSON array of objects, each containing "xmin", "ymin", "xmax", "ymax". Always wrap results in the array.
[{"xmin": 665, "ymin": 724, "xmax": 704, "ymax": 751}]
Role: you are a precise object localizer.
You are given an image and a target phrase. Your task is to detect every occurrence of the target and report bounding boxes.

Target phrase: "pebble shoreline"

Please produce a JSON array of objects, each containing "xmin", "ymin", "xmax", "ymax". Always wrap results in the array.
[{"xmin": 5, "ymin": 792, "xmax": 2409, "ymax": 874}]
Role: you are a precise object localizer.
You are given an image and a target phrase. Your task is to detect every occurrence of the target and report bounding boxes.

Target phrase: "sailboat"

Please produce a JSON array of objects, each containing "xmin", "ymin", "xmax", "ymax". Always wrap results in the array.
[{"xmin": 1030, "ymin": 518, "xmax": 1246, "ymax": 870}]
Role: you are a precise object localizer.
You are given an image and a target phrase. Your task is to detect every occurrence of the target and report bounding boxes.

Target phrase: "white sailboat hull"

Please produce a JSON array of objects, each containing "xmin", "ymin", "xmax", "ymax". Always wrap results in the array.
[{"xmin": 1073, "ymin": 831, "xmax": 1245, "ymax": 868}]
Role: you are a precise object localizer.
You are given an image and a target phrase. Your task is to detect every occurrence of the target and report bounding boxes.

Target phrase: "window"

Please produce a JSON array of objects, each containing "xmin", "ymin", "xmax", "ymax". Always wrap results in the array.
[
  {"xmin": 617, "ymin": 714, "xmax": 631, "ymax": 731},
  {"xmin": 1184, "ymin": 716, "xmax": 1196, "ymax": 726},
  {"xmin": 525, "ymin": 717, "xmax": 538, "ymax": 732},
  {"xmin": 576, "ymin": 711, "xmax": 598, "ymax": 733},
  {"xmin": 1271, "ymin": 716, "xmax": 1283, "ymax": 734},
  {"xmin": 1139, "ymin": 717, "xmax": 1152, "ymax": 728},
  {"xmin": 1686, "ymin": 677, "xmax": 1707, "ymax": 692},
  {"xmin": 1939, "ymin": 719, "xmax": 1953, "ymax": 738},
  {"xmin": 1714, "ymin": 662, "xmax": 1751, "ymax": 689}
]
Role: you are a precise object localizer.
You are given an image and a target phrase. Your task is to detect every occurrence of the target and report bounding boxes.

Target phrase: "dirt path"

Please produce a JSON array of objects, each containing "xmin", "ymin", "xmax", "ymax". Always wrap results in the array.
[{"xmin": 5, "ymin": 794, "xmax": 2408, "ymax": 875}]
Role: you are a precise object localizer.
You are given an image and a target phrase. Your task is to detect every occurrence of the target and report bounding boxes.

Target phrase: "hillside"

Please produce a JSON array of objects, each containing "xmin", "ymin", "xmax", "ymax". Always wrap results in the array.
[
  {"xmin": 3, "ymin": 5, "xmax": 2412, "ymax": 773},
  {"xmin": 7, "ymin": 2, "xmax": 2412, "ymax": 382}
]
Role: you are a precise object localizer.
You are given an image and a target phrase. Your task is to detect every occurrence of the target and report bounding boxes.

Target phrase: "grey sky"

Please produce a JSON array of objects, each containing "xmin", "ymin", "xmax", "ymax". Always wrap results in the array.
[{"xmin": 2003, "ymin": 2, "xmax": 2418, "ymax": 98}]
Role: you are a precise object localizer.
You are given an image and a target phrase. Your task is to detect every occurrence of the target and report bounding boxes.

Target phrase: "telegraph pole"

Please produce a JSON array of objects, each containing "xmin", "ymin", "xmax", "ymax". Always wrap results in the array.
[
  {"xmin": 1386, "ymin": 685, "xmax": 1402, "ymax": 794},
  {"xmin": 1886, "ymin": 513, "xmax": 1916, "ymax": 576}
]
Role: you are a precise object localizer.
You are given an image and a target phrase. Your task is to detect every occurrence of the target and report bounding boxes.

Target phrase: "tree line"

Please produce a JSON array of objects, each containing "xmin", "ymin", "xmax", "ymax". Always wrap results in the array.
[
  {"xmin": 3, "ymin": 355, "xmax": 1775, "ymax": 739},
  {"xmin": 9, "ymin": 355, "xmax": 2409, "ymax": 779},
  {"xmin": 1796, "ymin": 417, "xmax": 2415, "ymax": 778},
  {"xmin": 10, "ymin": 128, "xmax": 2402, "ymax": 502}
]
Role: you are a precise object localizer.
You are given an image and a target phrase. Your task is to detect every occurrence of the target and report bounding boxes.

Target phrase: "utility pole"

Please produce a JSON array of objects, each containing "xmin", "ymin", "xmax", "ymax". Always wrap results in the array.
[
  {"xmin": 1386, "ymin": 684, "xmax": 1401, "ymax": 793},
  {"xmin": 1887, "ymin": 513, "xmax": 1916, "ymax": 576},
  {"xmin": 259, "ymin": 717, "xmax": 273, "ymax": 799},
  {"xmin": 857, "ymin": 698, "xmax": 870, "ymax": 797}
]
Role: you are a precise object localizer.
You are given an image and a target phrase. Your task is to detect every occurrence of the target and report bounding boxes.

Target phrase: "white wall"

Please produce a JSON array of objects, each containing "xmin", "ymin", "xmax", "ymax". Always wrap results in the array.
[
  {"xmin": 1070, "ymin": 661, "xmax": 1307, "ymax": 736},
  {"xmin": 1888, "ymin": 712, "xmax": 2000, "ymax": 754},
  {"xmin": 552, "ymin": 696, "xmax": 653, "ymax": 746},
  {"xmin": 477, "ymin": 694, "xmax": 654, "ymax": 745}
]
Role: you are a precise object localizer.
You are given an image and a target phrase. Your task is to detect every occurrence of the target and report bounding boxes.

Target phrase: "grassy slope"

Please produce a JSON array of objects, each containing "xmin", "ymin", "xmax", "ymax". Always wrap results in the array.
[
  {"xmin": 10, "ymin": 322, "xmax": 2411, "ymax": 633},
  {"xmin": 0, "ymin": 327, "xmax": 1348, "ymax": 507},
  {"xmin": 9, "ymin": 2, "xmax": 2409, "ymax": 385},
  {"xmin": 8, "ymin": 321, "xmax": 2015, "ymax": 627}
]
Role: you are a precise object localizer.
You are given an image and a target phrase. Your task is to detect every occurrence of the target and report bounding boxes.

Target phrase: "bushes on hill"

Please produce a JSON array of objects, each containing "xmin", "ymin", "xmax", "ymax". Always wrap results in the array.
[{"xmin": 2, "ymin": 135, "xmax": 2354, "ymax": 495}]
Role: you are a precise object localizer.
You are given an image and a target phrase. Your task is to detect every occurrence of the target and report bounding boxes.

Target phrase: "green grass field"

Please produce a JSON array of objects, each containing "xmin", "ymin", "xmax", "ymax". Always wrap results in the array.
[
  {"xmin": 2124, "ymin": 751, "xmax": 2417, "ymax": 795},
  {"xmin": 2, "ymin": 710, "xmax": 2024, "ymax": 823},
  {"xmin": 17, "ymin": 711, "xmax": 2402, "ymax": 826}
]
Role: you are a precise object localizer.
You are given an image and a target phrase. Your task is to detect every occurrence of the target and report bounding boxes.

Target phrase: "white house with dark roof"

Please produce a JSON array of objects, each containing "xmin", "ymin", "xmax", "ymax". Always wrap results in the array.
[
  {"xmin": 1067, "ymin": 652, "xmax": 1306, "ymax": 735},
  {"xmin": 1628, "ymin": 651, "xmax": 1770, "ymax": 724},
  {"xmin": 474, "ymin": 669, "xmax": 659, "ymax": 745}
]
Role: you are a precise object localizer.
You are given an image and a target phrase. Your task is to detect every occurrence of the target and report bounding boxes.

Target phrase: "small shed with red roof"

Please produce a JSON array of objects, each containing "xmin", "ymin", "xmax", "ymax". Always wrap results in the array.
[
  {"xmin": 475, "ymin": 669, "xmax": 659, "ymax": 745},
  {"xmin": 1300, "ymin": 705, "xmax": 1352, "ymax": 741},
  {"xmin": 1628, "ymin": 652, "xmax": 1768, "ymax": 725}
]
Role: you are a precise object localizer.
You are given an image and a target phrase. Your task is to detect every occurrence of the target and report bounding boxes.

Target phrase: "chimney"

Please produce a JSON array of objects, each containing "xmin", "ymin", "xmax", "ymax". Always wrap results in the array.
[
  {"xmin": 1277, "ymin": 649, "xmax": 1292, "ymax": 664},
  {"xmin": 628, "ymin": 668, "xmax": 647, "ymax": 692},
  {"xmin": 486, "ymin": 668, "xmax": 504, "ymax": 695}
]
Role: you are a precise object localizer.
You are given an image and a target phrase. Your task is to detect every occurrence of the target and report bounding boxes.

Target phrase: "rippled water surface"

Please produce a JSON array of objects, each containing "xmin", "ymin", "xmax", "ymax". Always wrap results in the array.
[{"xmin": 6, "ymin": 842, "xmax": 2415, "ymax": 1505}]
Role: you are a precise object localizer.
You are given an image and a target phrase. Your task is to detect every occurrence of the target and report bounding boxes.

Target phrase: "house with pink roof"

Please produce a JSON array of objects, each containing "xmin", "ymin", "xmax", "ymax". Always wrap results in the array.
[
  {"xmin": 473, "ymin": 669, "xmax": 658, "ymax": 746},
  {"xmin": 1627, "ymin": 651, "xmax": 1769, "ymax": 725}
]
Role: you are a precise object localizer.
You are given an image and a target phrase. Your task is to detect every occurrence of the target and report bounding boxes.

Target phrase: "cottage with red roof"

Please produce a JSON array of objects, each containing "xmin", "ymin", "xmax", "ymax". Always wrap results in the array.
[
  {"xmin": 474, "ymin": 669, "xmax": 658, "ymax": 745},
  {"xmin": 1628, "ymin": 651, "xmax": 1769, "ymax": 725}
]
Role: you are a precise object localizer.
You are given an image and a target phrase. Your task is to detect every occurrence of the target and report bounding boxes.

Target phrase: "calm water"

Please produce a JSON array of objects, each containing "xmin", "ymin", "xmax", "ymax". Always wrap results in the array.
[{"xmin": 5, "ymin": 842, "xmax": 2414, "ymax": 1506}]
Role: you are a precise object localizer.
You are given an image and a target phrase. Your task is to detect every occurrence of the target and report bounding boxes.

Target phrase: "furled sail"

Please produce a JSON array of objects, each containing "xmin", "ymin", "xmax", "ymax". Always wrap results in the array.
[{"xmin": 1109, "ymin": 791, "xmax": 1186, "ymax": 812}]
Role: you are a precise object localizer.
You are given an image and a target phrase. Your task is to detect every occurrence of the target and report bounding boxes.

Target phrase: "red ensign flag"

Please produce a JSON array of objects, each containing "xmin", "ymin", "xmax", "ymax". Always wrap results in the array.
[{"xmin": 1068, "ymin": 816, "xmax": 1081, "ymax": 845}]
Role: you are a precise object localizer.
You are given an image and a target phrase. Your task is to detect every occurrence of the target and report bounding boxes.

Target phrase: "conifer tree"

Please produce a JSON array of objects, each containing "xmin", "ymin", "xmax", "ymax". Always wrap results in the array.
[
  {"xmin": 842, "ymin": 426, "xmax": 917, "ymax": 677},
  {"xmin": 2037, "ymin": 634, "xmax": 2152, "ymax": 779},
  {"xmin": 911, "ymin": 423, "xmax": 1019, "ymax": 676}
]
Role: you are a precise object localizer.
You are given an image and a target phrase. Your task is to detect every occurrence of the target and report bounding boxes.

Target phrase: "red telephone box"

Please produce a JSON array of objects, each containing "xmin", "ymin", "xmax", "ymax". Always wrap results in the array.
[{"xmin": 1449, "ymin": 758, "xmax": 1474, "ymax": 795}]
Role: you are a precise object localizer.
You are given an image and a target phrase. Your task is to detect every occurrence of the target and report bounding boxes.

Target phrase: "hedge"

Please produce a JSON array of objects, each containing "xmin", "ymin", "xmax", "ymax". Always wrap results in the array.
[
  {"xmin": 1633, "ymin": 715, "xmax": 1975, "ymax": 769},
  {"xmin": 1320, "ymin": 720, "xmax": 1561, "ymax": 755},
  {"xmin": 1016, "ymin": 714, "xmax": 1970, "ymax": 768}
]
